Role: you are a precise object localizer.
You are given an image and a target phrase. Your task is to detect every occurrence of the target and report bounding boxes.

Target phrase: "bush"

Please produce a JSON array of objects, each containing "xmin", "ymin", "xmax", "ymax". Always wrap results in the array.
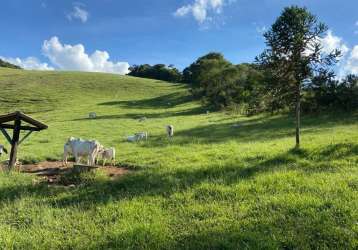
[{"xmin": 184, "ymin": 52, "xmax": 266, "ymax": 112}]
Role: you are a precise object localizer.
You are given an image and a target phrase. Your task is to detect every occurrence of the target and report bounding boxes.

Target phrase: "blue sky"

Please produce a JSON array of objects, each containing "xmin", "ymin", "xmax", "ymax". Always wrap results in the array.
[{"xmin": 1, "ymin": 0, "xmax": 358, "ymax": 75}]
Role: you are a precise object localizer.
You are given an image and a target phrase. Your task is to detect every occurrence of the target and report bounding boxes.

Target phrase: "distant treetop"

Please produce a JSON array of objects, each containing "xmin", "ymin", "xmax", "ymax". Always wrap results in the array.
[{"xmin": 127, "ymin": 64, "xmax": 182, "ymax": 83}]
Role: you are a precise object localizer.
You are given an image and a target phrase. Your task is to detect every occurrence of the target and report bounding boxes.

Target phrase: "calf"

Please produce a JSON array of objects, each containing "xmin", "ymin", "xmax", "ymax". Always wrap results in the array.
[{"xmin": 98, "ymin": 147, "xmax": 116, "ymax": 166}]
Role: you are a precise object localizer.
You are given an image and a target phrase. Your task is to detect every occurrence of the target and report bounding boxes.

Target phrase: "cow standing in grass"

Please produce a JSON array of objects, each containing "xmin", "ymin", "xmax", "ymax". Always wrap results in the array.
[
  {"xmin": 88, "ymin": 112, "xmax": 97, "ymax": 119},
  {"xmin": 98, "ymin": 147, "xmax": 116, "ymax": 166},
  {"xmin": 166, "ymin": 125, "xmax": 174, "ymax": 138},
  {"xmin": 63, "ymin": 137, "xmax": 103, "ymax": 166},
  {"xmin": 127, "ymin": 132, "xmax": 148, "ymax": 142}
]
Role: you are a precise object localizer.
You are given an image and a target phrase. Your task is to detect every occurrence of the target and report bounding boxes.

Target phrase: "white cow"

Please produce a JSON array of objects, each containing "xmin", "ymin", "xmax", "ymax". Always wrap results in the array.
[
  {"xmin": 135, "ymin": 132, "xmax": 148, "ymax": 140},
  {"xmin": 166, "ymin": 125, "xmax": 174, "ymax": 137},
  {"xmin": 63, "ymin": 137, "xmax": 103, "ymax": 166},
  {"xmin": 89, "ymin": 112, "xmax": 97, "ymax": 119},
  {"xmin": 98, "ymin": 147, "xmax": 116, "ymax": 166},
  {"xmin": 138, "ymin": 117, "xmax": 147, "ymax": 122},
  {"xmin": 0, "ymin": 144, "xmax": 8, "ymax": 157},
  {"xmin": 127, "ymin": 135, "xmax": 139, "ymax": 142},
  {"xmin": 127, "ymin": 132, "xmax": 148, "ymax": 142}
]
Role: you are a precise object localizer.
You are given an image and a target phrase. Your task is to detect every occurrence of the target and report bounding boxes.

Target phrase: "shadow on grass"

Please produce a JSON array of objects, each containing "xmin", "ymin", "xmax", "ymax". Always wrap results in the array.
[
  {"xmin": 139, "ymin": 112, "xmax": 358, "ymax": 146},
  {"xmin": 72, "ymin": 107, "xmax": 206, "ymax": 121},
  {"xmin": 98, "ymin": 92, "xmax": 194, "ymax": 110},
  {"xmin": 93, "ymin": 223, "xmax": 282, "ymax": 249},
  {"xmin": 313, "ymin": 142, "xmax": 358, "ymax": 159},
  {"xmin": 92, "ymin": 201, "xmax": 353, "ymax": 249},
  {"xmin": 0, "ymin": 142, "xmax": 356, "ymax": 209},
  {"xmin": 0, "ymin": 143, "xmax": 356, "ymax": 248}
]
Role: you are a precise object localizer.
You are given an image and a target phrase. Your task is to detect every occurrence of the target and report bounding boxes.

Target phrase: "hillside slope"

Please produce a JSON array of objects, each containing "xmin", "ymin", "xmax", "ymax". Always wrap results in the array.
[
  {"xmin": 0, "ymin": 68, "xmax": 357, "ymax": 249},
  {"xmin": 0, "ymin": 59, "xmax": 21, "ymax": 69}
]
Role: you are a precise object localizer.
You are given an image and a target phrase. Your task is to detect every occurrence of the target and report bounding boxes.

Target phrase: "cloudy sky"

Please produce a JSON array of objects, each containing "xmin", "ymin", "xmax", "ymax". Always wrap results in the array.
[{"xmin": 1, "ymin": 0, "xmax": 358, "ymax": 75}]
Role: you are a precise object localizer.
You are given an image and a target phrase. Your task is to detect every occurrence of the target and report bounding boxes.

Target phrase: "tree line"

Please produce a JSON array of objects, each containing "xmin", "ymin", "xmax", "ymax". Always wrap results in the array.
[
  {"xmin": 0, "ymin": 59, "xmax": 21, "ymax": 69},
  {"xmin": 128, "ymin": 6, "xmax": 358, "ymax": 147},
  {"xmin": 128, "ymin": 64, "xmax": 182, "ymax": 83}
]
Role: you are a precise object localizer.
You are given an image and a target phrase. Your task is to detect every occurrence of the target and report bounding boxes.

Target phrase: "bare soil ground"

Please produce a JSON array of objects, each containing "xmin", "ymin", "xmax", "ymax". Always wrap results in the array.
[{"xmin": 0, "ymin": 161, "xmax": 130, "ymax": 185}]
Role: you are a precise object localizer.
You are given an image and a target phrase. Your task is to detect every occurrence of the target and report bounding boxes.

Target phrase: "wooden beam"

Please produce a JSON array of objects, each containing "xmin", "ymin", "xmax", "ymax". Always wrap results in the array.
[
  {"xmin": 0, "ymin": 127, "xmax": 12, "ymax": 144},
  {"xmin": 18, "ymin": 112, "xmax": 48, "ymax": 130},
  {"xmin": 0, "ymin": 123, "xmax": 41, "ymax": 131},
  {"xmin": 8, "ymin": 117, "xmax": 21, "ymax": 170},
  {"xmin": 0, "ymin": 112, "xmax": 17, "ymax": 124},
  {"xmin": 19, "ymin": 131, "xmax": 33, "ymax": 146},
  {"xmin": 0, "ymin": 112, "xmax": 48, "ymax": 130}
]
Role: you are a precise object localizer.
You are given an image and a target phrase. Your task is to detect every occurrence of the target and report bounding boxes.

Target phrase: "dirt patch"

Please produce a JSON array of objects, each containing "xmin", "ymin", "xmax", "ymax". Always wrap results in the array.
[{"xmin": 0, "ymin": 161, "xmax": 131, "ymax": 185}]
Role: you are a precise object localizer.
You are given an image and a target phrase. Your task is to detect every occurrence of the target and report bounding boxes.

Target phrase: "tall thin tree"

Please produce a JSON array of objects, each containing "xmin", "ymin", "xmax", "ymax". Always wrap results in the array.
[{"xmin": 257, "ymin": 6, "xmax": 340, "ymax": 147}]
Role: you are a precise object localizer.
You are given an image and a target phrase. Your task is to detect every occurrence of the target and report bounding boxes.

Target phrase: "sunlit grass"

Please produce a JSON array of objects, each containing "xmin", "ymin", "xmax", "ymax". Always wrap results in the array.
[{"xmin": 0, "ymin": 68, "xmax": 357, "ymax": 249}]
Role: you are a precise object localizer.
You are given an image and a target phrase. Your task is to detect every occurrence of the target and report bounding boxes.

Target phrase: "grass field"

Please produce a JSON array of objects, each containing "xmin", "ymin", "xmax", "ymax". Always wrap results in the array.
[{"xmin": 0, "ymin": 68, "xmax": 357, "ymax": 249}]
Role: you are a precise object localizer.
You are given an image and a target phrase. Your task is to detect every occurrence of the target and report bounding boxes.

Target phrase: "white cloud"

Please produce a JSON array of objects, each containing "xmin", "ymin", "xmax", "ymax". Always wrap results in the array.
[
  {"xmin": 299, "ymin": 30, "xmax": 358, "ymax": 77},
  {"xmin": 343, "ymin": 45, "xmax": 358, "ymax": 75},
  {"xmin": 320, "ymin": 30, "xmax": 349, "ymax": 56},
  {"xmin": 317, "ymin": 30, "xmax": 358, "ymax": 77},
  {"xmin": 42, "ymin": 36, "xmax": 130, "ymax": 75},
  {"xmin": 67, "ymin": 4, "xmax": 89, "ymax": 23},
  {"xmin": 0, "ymin": 56, "xmax": 54, "ymax": 71},
  {"xmin": 174, "ymin": 0, "xmax": 233, "ymax": 24}
]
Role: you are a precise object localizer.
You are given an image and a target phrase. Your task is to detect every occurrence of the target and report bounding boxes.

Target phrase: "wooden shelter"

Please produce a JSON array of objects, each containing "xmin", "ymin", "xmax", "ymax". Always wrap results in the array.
[{"xmin": 0, "ymin": 111, "xmax": 48, "ymax": 169}]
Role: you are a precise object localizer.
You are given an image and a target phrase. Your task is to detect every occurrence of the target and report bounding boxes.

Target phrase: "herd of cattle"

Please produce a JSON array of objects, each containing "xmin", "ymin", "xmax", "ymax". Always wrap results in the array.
[
  {"xmin": 0, "ymin": 123, "xmax": 174, "ymax": 167},
  {"xmin": 62, "ymin": 125, "xmax": 174, "ymax": 167}
]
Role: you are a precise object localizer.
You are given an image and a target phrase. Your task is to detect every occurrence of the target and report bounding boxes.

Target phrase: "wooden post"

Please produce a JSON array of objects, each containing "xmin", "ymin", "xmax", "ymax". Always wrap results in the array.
[
  {"xmin": 0, "ymin": 112, "xmax": 48, "ymax": 171},
  {"xmin": 8, "ymin": 117, "xmax": 21, "ymax": 170}
]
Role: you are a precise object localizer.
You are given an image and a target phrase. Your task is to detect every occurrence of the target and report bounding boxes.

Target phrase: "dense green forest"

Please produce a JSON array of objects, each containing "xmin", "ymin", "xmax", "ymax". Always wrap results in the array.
[{"xmin": 127, "ymin": 7, "xmax": 358, "ymax": 118}]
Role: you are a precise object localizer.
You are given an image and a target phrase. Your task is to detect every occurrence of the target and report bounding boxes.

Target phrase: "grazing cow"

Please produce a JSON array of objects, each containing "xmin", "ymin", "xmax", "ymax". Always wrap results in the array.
[
  {"xmin": 0, "ymin": 144, "xmax": 8, "ymax": 157},
  {"xmin": 127, "ymin": 135, "xmax": 139, "ymax": 142},
  {"xmin": 166, "ymin": 125, "xmax": 174, "ymax": 137},
  {"xmin": 89, "ymin": 112, "xmax": 97, "ymax": 119},
  {"xmin": 127, "ymin": 132, "xmax": 148, "ymax": 142},
  {"xmin": 63, "ymin": 137, "xmax": 103, "ymax": 166},
  {"xmin": 135, "ymin": 132, "xmax": 148, "ymax": 140},
  {"xmin": 139, "ymin": 117, "xmax": 147, "ymax": 122},
  {"xmin": 98, "ymin": 147, "xmax": 116, "ymax": 166}
]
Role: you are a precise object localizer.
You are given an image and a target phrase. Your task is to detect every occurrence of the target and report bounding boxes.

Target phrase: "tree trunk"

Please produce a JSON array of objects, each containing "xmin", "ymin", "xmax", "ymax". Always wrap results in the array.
[{"xmin": 295, "ymin": 83, "xmax": 301, "ymax": 148}]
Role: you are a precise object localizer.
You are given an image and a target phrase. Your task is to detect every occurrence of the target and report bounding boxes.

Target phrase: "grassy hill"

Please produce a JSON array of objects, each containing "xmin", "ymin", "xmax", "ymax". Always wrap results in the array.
[
  {"xmin": 0, "ymin": 68, "xmax": 357, "ymax": 249},
  {"xmin": 0, "ymin": 59, "xmax": 21, "ymax": 69}
]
